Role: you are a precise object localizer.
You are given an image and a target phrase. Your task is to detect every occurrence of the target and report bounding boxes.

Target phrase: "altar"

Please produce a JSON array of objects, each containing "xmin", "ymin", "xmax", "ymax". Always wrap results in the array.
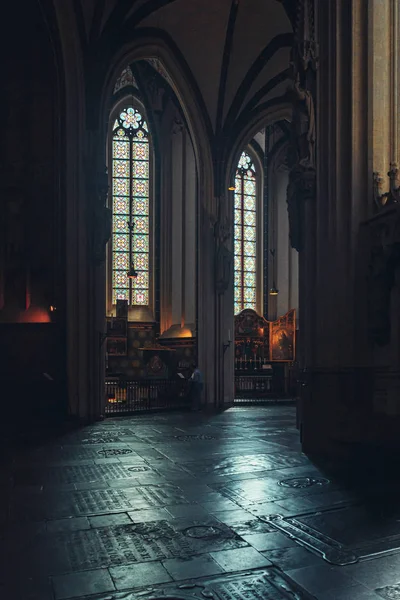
[{"xmin": 234, "ymin": 309, "xmax": 296, "ymax": 399}]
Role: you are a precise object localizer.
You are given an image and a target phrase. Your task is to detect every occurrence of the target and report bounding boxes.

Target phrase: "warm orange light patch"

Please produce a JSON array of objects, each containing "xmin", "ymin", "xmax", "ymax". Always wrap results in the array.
[
  {"xmin": 177, "ymin": 327, "xmax": 193, "ymax": 338},
  {"xmin": 17, "ymin": 307, "xmax": 52, "ymax": 323}
]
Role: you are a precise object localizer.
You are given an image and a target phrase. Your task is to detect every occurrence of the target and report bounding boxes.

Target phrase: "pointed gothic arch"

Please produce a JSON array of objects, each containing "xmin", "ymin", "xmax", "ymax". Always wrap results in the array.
[{"xmin": 107, "ymin": 97, "xmax": 155, "ymax": 318}]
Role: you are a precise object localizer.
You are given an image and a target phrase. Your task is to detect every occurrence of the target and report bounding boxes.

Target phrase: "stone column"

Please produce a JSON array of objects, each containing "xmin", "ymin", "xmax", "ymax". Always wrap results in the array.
[
  {"xmin": 299, "ymin": 0, "xmax": 372, "ymax": 455},
  {"xmin": 160, "ymin": 115, "xmax": 197, "ymax": 339},
  {"xmin": 197, "ymin": 200, "xmax": 217, "ymax": 408},
  {"xmin": 54, "ymin": 0, "xmax": 112, "ymax": 422},
  {"xmin": 184, "ymin": 134, "xmax": 196, "ymax": 331},
  {"xmin": 171, "ymin": 119, "xmax": 184, "ymax": 329},
  {"xmin": 85, "ymin": 136, "xmax": 111, "ymax": 420},
  {"xmin": 54, "ymin": 0, "xmax": 92, "ymax": 421},
  {"xmin": 270, "ymin": 162, "xmax": 298, "ymax": 320},
  {"xmin": 214, "ymin": 197, "xmax": 234, "ymax": 408},
  {"xmin": 159, "ymin": 104, "xmax": 174, "ymax": 335}
]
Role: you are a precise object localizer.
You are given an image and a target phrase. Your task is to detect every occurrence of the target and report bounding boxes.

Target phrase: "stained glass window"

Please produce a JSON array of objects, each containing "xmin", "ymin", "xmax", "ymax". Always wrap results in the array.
[
  {"xmin": 234, "ymin": 151, "xmax": 257, "ymax": 315},
  {"xmin": 112, "ymin": 105, "xmax": 150, "ymax": 306}
]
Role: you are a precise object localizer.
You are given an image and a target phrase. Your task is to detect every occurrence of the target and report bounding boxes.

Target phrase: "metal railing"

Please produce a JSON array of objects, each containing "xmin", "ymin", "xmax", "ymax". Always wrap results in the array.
[
  {"xmin": 234, "ymin": 375, "xmax": 294, "ymax": 402},
  {"xmin": 105, "ymin": 378, "xmax": 191, "ymax": 414}
]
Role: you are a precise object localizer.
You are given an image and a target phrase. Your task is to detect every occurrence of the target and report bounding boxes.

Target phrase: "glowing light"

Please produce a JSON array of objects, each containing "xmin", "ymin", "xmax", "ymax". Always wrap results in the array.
[
  {"xmin": 177, "ymin": 327, "xmax": 193, "ymax": 338},
  {"xmin": 17, "ymin": 307, "xmax": 51, "ymax": 323}
]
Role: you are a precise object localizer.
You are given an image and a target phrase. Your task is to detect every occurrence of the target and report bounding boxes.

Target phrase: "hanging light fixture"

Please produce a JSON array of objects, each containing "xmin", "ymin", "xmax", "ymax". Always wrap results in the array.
[
  {"xmin": 127, "ymin": 265, "xmax": 138, "ymax": 279},
  {"xmin": 269, "ymin": 248, "xmax": 279, "ymax": 296},
  {"xmin": 269, "ymin": 285, "xmax": 279, "ymax": 296}
]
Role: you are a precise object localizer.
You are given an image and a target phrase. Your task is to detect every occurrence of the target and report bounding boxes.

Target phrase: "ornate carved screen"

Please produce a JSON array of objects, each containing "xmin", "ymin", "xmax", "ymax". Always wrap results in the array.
[{"xmin": 234, "ymin": 309, "xmax": 296, "ymax": 369}]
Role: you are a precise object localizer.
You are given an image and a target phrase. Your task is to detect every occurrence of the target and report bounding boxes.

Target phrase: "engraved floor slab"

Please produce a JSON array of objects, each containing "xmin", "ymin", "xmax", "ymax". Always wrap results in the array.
[
  {"xmin": 14, "ymin": 463, "xmax": 136, "ymax": 484},
  {"xmin": 13, "ymin": 484, "xmax": 192, "ymax": 520},
  {"xmin": 89, "ymin": 567, "xmax": 315, "ymax": 600},
  {"xmin": 295, "ymin": 505, "xmax": 400, "ymax": 561},
  {"xmin": 122, "ymin": 484, "xmax": 191, "ymax": 507},
  {"xmin": 13, "ymin": 489, "xmax": 141, "ymax": 520},
  {"xmin": 18, "ymin": 519, "xmax": 249, "ymax": 575},
  {"xmin": 17, "ymin": 446, "xmax": 135, "ymax": 463},
  {"xmin": 7, "ymin": 405, "xmax": 400, "ymax": 600},
  {"xmin": 214, "ymin": 474, "xmax": 333, "ymax": 507},
  {"xmin": 183, "ymin": 454, "xmax": 309, "ymax": 477},
  {"xmin": 47, "ymin": 522, "xmax": 197, "ymax": 572}
]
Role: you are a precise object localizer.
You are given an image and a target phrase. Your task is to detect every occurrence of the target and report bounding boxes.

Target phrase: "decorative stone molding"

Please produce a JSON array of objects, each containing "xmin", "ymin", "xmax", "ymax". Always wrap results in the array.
[
  {"xmin": 285, "ymin": 0, "xmax": 317, "ymax": 253},
  {"xmin": 291, "ymin": 0, "xmax": 319, "ymax": 77},
  {"xmin": 373, "ymin": 163, "xmax": 400, "ymax": 209}
]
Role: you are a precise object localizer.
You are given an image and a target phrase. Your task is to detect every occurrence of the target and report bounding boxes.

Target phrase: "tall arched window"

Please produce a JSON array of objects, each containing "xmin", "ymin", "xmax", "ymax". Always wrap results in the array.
[
  {"xmin": 234, "ymin": 151, "xmax": 258, "ymax": 315},
  {"xmin": 111, "ymin": 105, "xmax": 151, "ymax": 307}
]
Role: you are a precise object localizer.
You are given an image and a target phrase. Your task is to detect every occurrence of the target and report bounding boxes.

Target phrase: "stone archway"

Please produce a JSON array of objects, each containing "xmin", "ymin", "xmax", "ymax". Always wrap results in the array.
[{"xmin": 94, "ymin": 40, "xmax": 221, "ymax": 414}]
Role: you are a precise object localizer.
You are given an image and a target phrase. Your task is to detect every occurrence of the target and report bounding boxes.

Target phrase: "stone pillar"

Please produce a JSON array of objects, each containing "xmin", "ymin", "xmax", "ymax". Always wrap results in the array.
[
  {"xmin": 85, "ymin": 137, "xmax": 111, "ymax": 420},
  {"xmin": 369, "ymin": 0, "xmax": 392, "ymax": 182},
  {"xmin": 159, "ymin": 104, "xmax": 174, "ymax": 336},
  {"xmin": 171, "ymin": 119, "xmax": 184, "ymax": 328},
  {"xmin": 214, "ymin": 197, "xmax": 234, "ymax": 408},
  {"xmin": 299, "ymin": 0, "xmax": 373, "ymax": 455},
  {"xmin": 160, "ymin": 114, "xmax": 197, "ymax": 339},
  {"xmin": 54, "ymin": 0, "xmax": 91, "ymax": 421},
  {"xmin": 184, "ymin": 134, "xmax": 196, "ymax": 331},
  {"xmin": 197, "ymin": 200, "xmax": 217, "ymax": 408},
  {"xmin": 54, "ymin": 0, "xmax": 112, "ymax": 422},
  {"xmin": 270, "ymin": 163, "xmax": 298, "ymax": 320}
]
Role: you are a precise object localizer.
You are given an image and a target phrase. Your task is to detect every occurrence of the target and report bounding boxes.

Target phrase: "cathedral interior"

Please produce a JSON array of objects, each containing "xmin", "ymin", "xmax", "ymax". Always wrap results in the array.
[{"xmin": 2, "ymin": 0, "xmax": 400, "ymax": 598}]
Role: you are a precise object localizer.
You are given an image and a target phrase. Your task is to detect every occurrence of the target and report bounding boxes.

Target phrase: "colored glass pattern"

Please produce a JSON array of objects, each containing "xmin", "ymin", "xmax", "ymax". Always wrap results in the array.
[
  {"xmin": 112, "ymin": 105, "xmax": 151, "ymax": 306},
  {"xmin": 234, "ymin": 151, "xmax": 257, "ymax": 314}
]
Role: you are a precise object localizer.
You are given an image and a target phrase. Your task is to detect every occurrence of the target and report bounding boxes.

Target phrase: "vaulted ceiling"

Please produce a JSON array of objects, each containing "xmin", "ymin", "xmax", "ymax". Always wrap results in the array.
[{"xmin": 69, "ymin": 0, "xmax": 294, "ymax": 138}]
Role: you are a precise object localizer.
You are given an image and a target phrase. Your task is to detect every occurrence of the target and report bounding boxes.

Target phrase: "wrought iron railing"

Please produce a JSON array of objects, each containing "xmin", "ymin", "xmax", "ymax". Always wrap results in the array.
[
  {"xmin": 234, "ymin": 375, "xmax": 294, "ymax": 401},
  {"xmin": 105, "ymin": 378, "xmax": 191, "ymax": 414}
]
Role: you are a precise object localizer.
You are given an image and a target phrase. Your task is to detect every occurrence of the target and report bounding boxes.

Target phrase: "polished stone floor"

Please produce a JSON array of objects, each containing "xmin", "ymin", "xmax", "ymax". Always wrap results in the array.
[{"xmin": 2, "ymin": 406, "xmax": 400, "ymax": 600}]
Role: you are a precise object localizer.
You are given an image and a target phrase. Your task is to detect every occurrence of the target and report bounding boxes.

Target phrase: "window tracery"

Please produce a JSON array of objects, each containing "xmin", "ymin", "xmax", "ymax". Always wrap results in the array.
[
  {"xmin": 111, "ymin": 105, "xmax": 151, "ymax": 307},
  {"xmin": 234, "ymin": 151, "xmax": 257, "ymax": 314}
]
